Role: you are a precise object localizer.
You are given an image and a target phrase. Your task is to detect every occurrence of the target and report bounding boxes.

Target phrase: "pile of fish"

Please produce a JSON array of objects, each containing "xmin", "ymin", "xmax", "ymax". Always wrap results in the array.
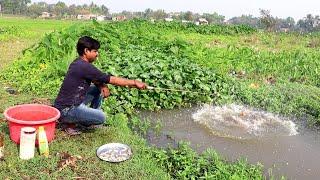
[{"xmin": 98, "ymin": 146, "xmax": 132, "ymax": 162}]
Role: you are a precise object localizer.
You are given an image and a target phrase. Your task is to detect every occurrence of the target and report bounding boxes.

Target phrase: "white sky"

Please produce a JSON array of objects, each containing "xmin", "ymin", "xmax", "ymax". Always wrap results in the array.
[{"xmin": 31, "ymin": 0, "xmax": 320, "ymax": 21}]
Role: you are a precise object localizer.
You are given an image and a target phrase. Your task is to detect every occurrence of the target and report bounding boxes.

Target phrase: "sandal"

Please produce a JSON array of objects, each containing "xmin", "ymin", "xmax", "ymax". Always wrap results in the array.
[{"xmin": 65, "ymin": 127, "xmax": 82, "ymax": 135}]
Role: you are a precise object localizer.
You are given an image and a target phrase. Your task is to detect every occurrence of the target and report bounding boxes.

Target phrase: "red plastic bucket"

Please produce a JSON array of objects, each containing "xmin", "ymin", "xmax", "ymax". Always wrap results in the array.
[{"xmin": 3, "ymin": 104, "xmax": 60, "ymax": 144}]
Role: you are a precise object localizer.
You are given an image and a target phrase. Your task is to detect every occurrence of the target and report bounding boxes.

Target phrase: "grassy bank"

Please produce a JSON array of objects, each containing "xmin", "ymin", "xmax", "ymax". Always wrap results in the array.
[{"xmin": 0, "ymin": 112, "xmax": 169, "ymax": 179}]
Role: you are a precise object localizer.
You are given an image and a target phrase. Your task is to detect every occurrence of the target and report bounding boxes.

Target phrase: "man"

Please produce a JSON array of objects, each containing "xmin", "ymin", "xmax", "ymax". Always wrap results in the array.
[{"xmin": 54, "ymin": 36, "xmax": 147, "ymax": 135}]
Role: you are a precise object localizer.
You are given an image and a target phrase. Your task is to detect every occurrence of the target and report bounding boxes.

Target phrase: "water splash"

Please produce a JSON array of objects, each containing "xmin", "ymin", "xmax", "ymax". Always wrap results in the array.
[{"xmin": 192, "ymin": 104, "xmax": 298, "ymax": 139}]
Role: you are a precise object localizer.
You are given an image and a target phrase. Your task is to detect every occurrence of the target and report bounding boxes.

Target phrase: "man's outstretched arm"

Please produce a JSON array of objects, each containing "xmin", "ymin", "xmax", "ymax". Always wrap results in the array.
[{"xmin": 109, "ymin": 76, "xmax": 147, "ymax": 89}]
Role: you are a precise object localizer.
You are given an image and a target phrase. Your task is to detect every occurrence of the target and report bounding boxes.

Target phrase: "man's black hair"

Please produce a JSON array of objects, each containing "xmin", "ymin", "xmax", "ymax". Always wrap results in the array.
[{"xmin": 77, "ymin": 36, "xmax": 100, "ymax": 56}]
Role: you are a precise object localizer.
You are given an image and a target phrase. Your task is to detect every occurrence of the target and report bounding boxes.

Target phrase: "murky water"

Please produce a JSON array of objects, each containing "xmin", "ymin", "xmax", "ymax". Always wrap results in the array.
[{"xmin": 138, "ymin": 104, "xmax": 320, "ymax": 179}]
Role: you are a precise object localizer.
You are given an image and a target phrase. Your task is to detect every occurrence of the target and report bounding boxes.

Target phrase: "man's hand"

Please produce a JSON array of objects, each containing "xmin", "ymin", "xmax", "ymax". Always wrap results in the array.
[
  {"xmin": 100, "ymin": 85, "xmax": 110, "ymax": 98},
  {"xmin": 134, "ymin": 80, "xmax": 147, "ymax": 89}
]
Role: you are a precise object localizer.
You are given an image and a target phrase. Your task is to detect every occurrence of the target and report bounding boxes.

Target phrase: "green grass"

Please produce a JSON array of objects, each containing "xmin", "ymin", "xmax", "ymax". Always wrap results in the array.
[
  {"xmin": 145, "ymin": 27, "xmax": 320, "ymax": 89},
  {"xmin": 0, "ymin": 16, "xmax": 76, "ymax": 38},
  {"xmin": 0, "ymin": 16, "xmax": 78, "ymax": 69}
]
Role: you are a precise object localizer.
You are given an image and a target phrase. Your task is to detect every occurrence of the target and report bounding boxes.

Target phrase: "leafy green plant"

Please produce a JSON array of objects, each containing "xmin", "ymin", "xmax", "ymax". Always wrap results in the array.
[
  {"xmin": 1, "ymin": 20, "xmax": 234, "ymax": 115},
  {"xmin": 149, "ymin": 142, "xmax": 263, "ymax": 179}
]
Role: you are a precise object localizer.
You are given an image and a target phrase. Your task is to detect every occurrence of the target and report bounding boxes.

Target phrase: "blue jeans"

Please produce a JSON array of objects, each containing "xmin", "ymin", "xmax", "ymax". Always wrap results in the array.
[{"xmin": 60, "ymin": 85, "xmax": 105, "ymax": 127}]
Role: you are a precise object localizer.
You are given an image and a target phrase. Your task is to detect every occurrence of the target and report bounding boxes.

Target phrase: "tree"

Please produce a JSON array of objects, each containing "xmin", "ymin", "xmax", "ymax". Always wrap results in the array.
[
  {"xmin": 89, "ymin": 1, "xmax": 99, "ymax": 14},
  {"xmin": 101, "ymin": 5, "xmax": 109, "ymax": 16},
  {"xmin": 53, "ymin": 1, "xmax": 68, "ymax": 18},
  {"xmin": 152, "ymin": 9, "xmax": 166, "ymax": 20},
  {"xmin": 259, "ymin": 9, "xmax": 276, "ymax": 31},
  {"xmin": 171, "ymin": 11, "xmax": 184, "ymax": 21},
  {"xmin": 275, "ymin": 17, "xmax": 295, "ymax": 31},
  {"xmin": 27, "ymin": 2, "xmax": 47, "ymax": 17},
  {"xmin": 144, "ymin": 8, "xmax": 153, "ymax": 19},
  {"xmin": 68, "ymin": 4, "xmax": 77, "ymax": 16},
  {"xmin": 119, "ymin": 10, "xmax": 133, "ymax": 19},
  {"xmin": 228, "ymin": 15, "xmax": 259, "ymax": 27},
  {"xmin": 297, "ymin": 14, "xmax": 320, "ymax": 32},
  {"xmin": 0, "ymin": 0, "xmax": 31, "ymax": 14},
  {"xmin": 283, "ymin": 17, "xmax": 295, "ymax": 29},
  {"xmin": 202, "ymin": 12, "xmax": 225, "ymax": 24},
  {"xmin": 184, "ymin": 11, "xmax": 194, "ymax": 21},
  {"xmin": 18, "ymin": 0, "xmax": 30, "ymax": 14}
]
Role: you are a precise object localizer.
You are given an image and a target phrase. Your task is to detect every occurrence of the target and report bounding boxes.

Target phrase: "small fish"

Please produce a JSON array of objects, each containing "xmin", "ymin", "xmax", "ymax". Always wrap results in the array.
[{"xmin": 99, "ymin": 147, "xmax": 132, "ymax": 162}]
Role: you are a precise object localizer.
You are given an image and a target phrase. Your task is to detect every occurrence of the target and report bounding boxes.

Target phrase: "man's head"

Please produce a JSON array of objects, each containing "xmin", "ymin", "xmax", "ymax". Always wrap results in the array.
[{"xmin": 77, "ymin": 36, "xmax": 100, "ymax": 62}]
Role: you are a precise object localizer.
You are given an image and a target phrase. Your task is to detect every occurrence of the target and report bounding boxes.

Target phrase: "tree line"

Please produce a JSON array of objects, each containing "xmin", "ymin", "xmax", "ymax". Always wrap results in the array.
[
  {"xmin": 0, "ymin": 0, "xmax": 109, "ymax": 18},
  {"xmin": 0, "ymin": 0, "xmax": 320, "ymax": 33}
]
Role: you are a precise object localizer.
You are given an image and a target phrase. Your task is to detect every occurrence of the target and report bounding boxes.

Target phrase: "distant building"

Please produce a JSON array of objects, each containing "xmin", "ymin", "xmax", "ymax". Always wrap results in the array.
[
  {"xmin": 77, "ymin": 14, "xmax": 97, "ymax": 20},
  {"xmin": 168, "ymin": 12, "xmax": 181, "ymax": 18},
  {"xmin": 164, "ymin": 17, "xmax": 173, "ymax": 22},
  {"xmin": 40, "ymin": 12, "xmax": 52, "ymax": 18},
  {"xmin": 105, "ymin": 16, "xmax": 113, "ymax": 21},
  {"xmin": 112, "ymin": 15, "xmax": 126, "ymax": 21},
  {"xmin": 280, "ymin": 28, "xmax": 290, "ymax": 33},
  {"xmin": 181, "ymin": 20, "xmax": 192, "ymax": 23},
  {"xmin": 313, "ymin": 19, "xmax": 320, "ymax": 27},
  {"xmin": 198, "ymin": 18, "xmax": 209, "ymax": 25},
  {"xmin": 97, "ymin": 15, "xmax": 106, "ymax": 21}
]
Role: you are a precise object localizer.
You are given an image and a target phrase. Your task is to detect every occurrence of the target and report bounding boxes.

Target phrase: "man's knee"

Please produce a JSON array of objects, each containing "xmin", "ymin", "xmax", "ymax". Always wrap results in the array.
[{"xmin": 95, "ymin": 111, "xmax": 106, "ymax": 125}]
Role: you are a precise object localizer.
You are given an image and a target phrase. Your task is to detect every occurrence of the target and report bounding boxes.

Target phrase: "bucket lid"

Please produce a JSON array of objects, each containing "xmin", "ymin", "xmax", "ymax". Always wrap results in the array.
[{"xmin": 21, "ymin": 127, "xmax": 36, "ymax": 133}]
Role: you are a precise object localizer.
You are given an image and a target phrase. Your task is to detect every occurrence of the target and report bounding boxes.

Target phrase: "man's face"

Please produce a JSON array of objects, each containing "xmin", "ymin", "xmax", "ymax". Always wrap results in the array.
[{"xmin": 85, "ymin": 48, "xmax": 99, "ymax": 63}]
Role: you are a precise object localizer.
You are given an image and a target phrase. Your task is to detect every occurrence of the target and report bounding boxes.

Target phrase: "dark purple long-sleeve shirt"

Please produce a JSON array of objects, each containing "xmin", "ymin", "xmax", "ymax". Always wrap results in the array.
[{"xmin": 54, "ymin": 58, "xmax": 110, "ymax": 111}]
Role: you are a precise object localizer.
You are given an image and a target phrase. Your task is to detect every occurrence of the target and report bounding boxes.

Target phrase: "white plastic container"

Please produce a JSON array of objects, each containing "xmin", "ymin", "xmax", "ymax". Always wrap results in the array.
[{"xmin": 19, "ymin": 127, "xmax": 36, "ymax": 160}]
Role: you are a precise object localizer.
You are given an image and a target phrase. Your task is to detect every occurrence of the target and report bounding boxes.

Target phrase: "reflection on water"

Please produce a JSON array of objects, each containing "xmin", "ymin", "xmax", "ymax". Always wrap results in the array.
[
  {"xmin": 192, "ymin": 104, "xmax": 298, "ymax": 139},
  {"xmin": 138, "ymin": 104, "xmax": 320, "ymax": 179}
]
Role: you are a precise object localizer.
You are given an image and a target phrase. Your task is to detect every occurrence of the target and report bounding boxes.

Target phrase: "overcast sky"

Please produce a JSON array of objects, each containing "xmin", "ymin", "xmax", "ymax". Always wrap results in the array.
[{"xmin": 31, "ymin": 0, "xmax": 320, "ymax": 21}]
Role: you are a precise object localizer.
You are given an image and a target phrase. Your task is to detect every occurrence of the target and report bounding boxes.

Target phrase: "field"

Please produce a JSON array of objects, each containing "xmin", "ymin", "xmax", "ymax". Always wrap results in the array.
[
  {"xmin": 1, "ymin": 16, "xmax": 320, "ymax": 179},
  {"xmin": 0, "ymin": 16, "xmax": 75, "ymax": 69}
]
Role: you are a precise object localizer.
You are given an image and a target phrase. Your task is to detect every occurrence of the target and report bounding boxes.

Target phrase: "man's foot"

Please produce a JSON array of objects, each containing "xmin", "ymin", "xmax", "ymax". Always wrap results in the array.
[
  {"xmin": 65, "ymin": 127, "xmax": 82, "ymax": 135},
  {"xmin": 63, "ymin": 123, "xmax": 82, "ymax": 135}
]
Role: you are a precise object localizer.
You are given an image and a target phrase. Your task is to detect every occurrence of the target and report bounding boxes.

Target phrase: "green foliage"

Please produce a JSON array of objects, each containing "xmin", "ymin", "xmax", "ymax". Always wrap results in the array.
[
  {"xmin": 185, "ymin": 44, "xmax": 320, "ymax": 87},
  {"xmin": 0, "ymin": 26, "xmax": 26, "ymax": 41},
  {"xmin": 153, "ymin": 20, "xmax": 257, "ymax": 35},
  {"xmin": 0, "ymin": 26, "xmax": 21, "ymax": 35},
  {"xmin": 1, "ymin": 20, "xmax": 234, "ymax": 115},
  {"xmin": 234, "ymin": 82, "xmax": 320, "ymax": 125},
  {"xmin": 149, "ymin": 142, "xmax": 263, "ymax": 179}
]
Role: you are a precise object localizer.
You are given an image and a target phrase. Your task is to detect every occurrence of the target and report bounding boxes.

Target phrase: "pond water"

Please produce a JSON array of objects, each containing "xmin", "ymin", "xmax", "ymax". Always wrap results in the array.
[{"xmin": 138, "ymin": 104, "xmax": 320, "ymax": 179}]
